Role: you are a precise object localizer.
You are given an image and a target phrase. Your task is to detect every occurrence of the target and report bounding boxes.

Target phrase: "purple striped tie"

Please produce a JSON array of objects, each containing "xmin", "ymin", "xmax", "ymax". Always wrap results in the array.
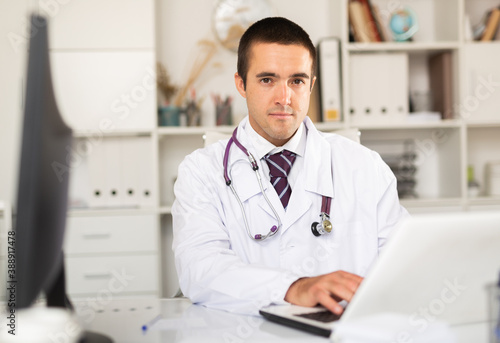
[{"xmin": 265, "ymin": 150, "xmax": 296, "ymax": 209}]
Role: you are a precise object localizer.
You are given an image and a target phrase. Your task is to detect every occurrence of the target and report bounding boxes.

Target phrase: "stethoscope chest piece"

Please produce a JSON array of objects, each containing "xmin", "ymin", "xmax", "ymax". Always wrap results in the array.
[{"xmin": 311, "ymin": 214, "xmax": 333, "ymax": 237}]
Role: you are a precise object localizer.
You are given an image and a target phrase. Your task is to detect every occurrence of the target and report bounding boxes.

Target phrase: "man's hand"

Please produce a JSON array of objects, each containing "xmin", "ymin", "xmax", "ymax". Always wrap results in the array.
[{"xmin": 284, "ymin": 271, "xmax": 363, "ymax": 315}]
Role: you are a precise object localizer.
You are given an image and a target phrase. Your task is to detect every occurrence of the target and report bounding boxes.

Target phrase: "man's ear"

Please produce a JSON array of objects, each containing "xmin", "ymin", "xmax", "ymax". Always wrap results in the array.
[
  {"xmin": 310, "ymin": 76, "xmax": 317, "ymax": 92},
  {"xmin": 234, "ymin": 72, "xmax": 246, "ymax": 98}
]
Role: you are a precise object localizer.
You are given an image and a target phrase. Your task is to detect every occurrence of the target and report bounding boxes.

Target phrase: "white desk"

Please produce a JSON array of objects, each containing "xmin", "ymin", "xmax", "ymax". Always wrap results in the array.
[{"xmin": 76, "ymin": 298, "xmax": 492, "ymax": 343}]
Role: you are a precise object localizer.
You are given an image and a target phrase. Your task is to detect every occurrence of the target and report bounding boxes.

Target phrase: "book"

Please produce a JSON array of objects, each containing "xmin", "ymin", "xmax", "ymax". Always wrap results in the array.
[
  {"xmin": 371, "ymin": 3, "xmax": 391, "ymax": 42},
  {"xmin": 481, "ymin": 8, "xmax": 500, "ymax": 41},
  {"xmin": 358, "ymin": 0, "xmax": 382, "ymax": 42},
  {"xmin": 349, "ymin": 1, "xmax": 372, "ymax": 42},
  {"xmin": 428, "ymin": 52, "xmax": 453, "ymax": 120},
  {"xmin": 472, "ymin": 9, "xmax": 491, "ymax": 40}
]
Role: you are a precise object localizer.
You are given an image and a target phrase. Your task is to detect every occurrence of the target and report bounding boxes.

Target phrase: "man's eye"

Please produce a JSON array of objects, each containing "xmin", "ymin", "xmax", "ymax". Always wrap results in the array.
[
  {"xmin": 292, "ymin": 79, "xmax": 305, "ymax": 85},
  {"xmin": 260, "ymin": 78, "xmax": 272, "ymax": 84}
]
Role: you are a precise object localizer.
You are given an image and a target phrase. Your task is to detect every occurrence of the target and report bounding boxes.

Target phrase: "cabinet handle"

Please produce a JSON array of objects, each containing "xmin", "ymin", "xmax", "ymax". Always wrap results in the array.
[
  {"xmin": 83, "ymin": 272, "xmax": 112, "ymax": 279},
  {"xmin": 82, "ymin": 232, "xmax": 111, "ymax": 239}
]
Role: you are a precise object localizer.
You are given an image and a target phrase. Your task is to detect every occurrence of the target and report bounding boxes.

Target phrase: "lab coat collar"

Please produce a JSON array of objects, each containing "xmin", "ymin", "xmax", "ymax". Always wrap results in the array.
[
  {"xmin": 301, "ymin": 117, "xmax": 335, "ymax": 200},
  {"xmin": 226, "ymin": 116, "xmax": 335, "ymax": 218}
]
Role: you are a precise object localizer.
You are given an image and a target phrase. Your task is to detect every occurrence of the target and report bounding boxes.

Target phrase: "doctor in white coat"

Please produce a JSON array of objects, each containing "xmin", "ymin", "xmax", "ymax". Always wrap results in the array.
[{"xmin": 172, "ymin": 17, "xmax": 409, "ymax": 315}]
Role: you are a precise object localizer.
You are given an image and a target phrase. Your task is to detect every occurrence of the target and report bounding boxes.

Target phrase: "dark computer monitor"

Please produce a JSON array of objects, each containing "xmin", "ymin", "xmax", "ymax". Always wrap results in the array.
[
  {"xmin": 15, "ymin": 14, "xmax": 73, "ymax": 311},
  {"xmin": 14, "ymin": 14, "xmax": 112, "ymax": 343}
]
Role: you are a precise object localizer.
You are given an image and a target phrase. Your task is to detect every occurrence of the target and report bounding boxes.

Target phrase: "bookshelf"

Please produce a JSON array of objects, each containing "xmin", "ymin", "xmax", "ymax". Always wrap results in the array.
[{"xmin": 335, "ymin": 0, "xmax": 500, "ymax": 211}]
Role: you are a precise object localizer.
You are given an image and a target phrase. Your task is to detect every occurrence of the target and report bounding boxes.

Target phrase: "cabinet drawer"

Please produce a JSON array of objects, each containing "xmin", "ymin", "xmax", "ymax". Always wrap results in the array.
[
  {"xmin": 66, "ymin": 254, "xmax": 158, "ymax": 295},
  {"xmin": 65, "ymin": 215, "xmax": 157, "ymax": 254}
]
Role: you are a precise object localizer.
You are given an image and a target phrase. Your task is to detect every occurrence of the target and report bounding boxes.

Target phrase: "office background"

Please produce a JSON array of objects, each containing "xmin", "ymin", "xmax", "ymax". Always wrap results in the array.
[{"xmin": 1, "ymin": 0, "xmax": 500, "ymax": 300}]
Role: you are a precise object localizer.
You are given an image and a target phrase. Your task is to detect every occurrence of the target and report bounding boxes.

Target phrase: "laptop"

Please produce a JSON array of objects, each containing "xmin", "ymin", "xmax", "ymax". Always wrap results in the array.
[{"xmin": 260, "ymin": 211, "xmax": 500, "ymax": 337}]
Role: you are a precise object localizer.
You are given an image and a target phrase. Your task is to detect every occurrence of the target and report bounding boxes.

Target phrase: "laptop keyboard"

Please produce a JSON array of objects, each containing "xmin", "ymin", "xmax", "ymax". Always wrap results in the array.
[{"xmin": 294, "ymin": 310, "xmax": 342, "ymax": 323}]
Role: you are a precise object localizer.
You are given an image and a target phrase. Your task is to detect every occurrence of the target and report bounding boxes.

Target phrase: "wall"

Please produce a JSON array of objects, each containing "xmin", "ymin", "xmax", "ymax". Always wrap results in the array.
[
  {"xmin": 0, "ymin": 0, "xmax": 341, "ymax": 205},
  {"xmin": 155, "ymin": 0, "xmax": 340, "ymax": 125},
  {"xmin": 0, "ymin": 0, "xmax": 30, "ymax": 206}
]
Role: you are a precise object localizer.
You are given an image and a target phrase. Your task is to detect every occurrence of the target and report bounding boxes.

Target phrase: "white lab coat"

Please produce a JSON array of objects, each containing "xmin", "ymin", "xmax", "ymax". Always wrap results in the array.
[{"xmin": 172, "ymin": 116, "xmax": 409, "ymax": 315}]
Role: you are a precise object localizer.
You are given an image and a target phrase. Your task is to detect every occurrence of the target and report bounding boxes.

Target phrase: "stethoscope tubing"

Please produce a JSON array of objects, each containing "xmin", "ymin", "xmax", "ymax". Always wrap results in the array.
[{"xmin": 223, "ymin": 126, "xmax": 332, "ymax": 241}]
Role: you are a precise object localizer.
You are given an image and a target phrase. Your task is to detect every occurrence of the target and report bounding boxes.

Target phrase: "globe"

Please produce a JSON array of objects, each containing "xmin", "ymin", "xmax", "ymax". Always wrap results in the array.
[{"xmin": 389, "ymin": 8, "xmax": 419, "ymax": 41}]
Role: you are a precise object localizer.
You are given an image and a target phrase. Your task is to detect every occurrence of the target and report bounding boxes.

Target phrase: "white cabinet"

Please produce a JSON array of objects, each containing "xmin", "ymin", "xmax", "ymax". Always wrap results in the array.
[
  {"xmin": 47, "ymin": 1, "xmax": 161, "ymax": 298},
  {"xmin": 317, "ymin": 0, "xmax": 500, "ymax": 211},
  {"xmin": 51, "ymin": 51, "xmax": 156, "ymax": 131},
  {"xmin": 64, "ymin": 213, "xmax": 159, "ymax": 297},
  {"xmin": 47, "ymin": 0, "xmax": 154, "ymax": 50}
]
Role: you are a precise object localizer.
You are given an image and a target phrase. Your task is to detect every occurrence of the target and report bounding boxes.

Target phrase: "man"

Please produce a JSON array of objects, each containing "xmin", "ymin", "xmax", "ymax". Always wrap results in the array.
[{"xmin": 172, "ymin": 17, "xmax": 408, "ymax": 315}]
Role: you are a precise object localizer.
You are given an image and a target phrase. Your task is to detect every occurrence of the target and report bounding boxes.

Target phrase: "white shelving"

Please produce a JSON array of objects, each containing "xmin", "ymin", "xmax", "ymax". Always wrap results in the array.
[
  {"xmin": 85, "ymin": 0, "xmax": 500, "ymax": 296},
  {"xmin": 327, "ymin": 0, "xmax": 500, "ymax": 212},
  {"xmin": 46, "ymin": 0, "xmax": 161, "ymax": 299}
]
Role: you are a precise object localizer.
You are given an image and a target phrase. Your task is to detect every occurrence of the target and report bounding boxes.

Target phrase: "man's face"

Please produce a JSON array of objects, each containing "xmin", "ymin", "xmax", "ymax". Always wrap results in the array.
[{"xmin": 235, "ymin": 42, "xmax": 316, "ymax": 146}]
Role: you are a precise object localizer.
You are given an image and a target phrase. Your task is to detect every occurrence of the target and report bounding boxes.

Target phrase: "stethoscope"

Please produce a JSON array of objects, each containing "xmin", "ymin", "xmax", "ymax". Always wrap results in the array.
[{"xmin": 223, "ymin": 127, "xmax": 333, "ymax": 241}]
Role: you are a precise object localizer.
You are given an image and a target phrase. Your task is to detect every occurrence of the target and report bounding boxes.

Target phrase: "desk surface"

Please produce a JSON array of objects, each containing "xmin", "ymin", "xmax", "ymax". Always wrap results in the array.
[{"xmin": 76, "ymin": 298, "xmax": 491, "ymax": 343}]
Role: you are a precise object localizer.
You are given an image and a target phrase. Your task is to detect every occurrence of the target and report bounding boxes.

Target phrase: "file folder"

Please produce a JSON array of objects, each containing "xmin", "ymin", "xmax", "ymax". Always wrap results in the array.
[
  {"xmin": 104, "ymin": 137, "xmax": 123, "ymax": 207},
  {"xmin": 121, "ymin": 138, "xmax": 141, "ymax": 207},
  {"xmin": 87, "ymin": 139, "xmax": 108, "ymax": 207},
  {"xmin": 349, "ymin": 52, "xmax": 408, "ymax": 125},
  {"xmin": 317, "ymin": 37, "xmax": 342, "ymax": 122},
  {"xmin": 136, "ymin": 136, "xmax": 156, "ymax": 207}
]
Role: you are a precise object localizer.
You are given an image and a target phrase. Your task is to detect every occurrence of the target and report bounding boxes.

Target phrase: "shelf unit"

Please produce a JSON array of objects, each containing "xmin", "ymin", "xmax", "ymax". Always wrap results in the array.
[
  {"xmin": 333, "ymin": 0, "xmax": 500, "ymax": 212},
  {"xmin": 45, "ymin": 0, "xmax": 162, "ymax": 299}
]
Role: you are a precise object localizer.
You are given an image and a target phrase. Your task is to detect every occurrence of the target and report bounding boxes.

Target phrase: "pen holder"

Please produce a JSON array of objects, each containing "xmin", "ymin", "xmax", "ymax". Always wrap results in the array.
[
  {"xmin": 487, "ymin": 280, "xmax": 500, "ymax": 343},
  {"xmin": 159, "ymin": 105, "xmax": 182, "ymax": 126},
  {"xmin": 216, "ymin": 103, "xmax": 232, "ymax": 126}
]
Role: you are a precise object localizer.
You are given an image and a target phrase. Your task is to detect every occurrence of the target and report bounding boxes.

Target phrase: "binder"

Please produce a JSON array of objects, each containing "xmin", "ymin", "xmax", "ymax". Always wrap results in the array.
[
  {"xmin": 104, "ymin": 137, "xmax": 123, "ymax": 207},
  {"xmin": 87, "ymin": 139, "xmax": 108, "ymax": 207},
  {"xmin": 349, "ymin": 53, "xmax": 408, "ymax": 125},
  {"xmin": 317, "ymin": 37, "xmax": 342, "ymax": 122},
  {"xmin": 136, "ymin": 136, "xmax": 156, "ymax": 207},
  {"xmin": 121, "ymin": 138, "xmax": 141, "ymax": 207}
]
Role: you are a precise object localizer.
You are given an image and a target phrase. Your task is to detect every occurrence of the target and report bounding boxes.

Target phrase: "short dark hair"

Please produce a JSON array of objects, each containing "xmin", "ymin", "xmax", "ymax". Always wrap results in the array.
[{"xmin": 237, "ymin": 17, "xmax": 317, "ymax": 89}]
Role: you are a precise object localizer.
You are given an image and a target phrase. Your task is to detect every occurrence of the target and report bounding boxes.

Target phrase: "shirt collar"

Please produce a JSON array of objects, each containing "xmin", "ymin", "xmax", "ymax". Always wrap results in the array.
[{"xmin": 244, "ymin": 118, "xmax": 306, "ymax": 160}]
